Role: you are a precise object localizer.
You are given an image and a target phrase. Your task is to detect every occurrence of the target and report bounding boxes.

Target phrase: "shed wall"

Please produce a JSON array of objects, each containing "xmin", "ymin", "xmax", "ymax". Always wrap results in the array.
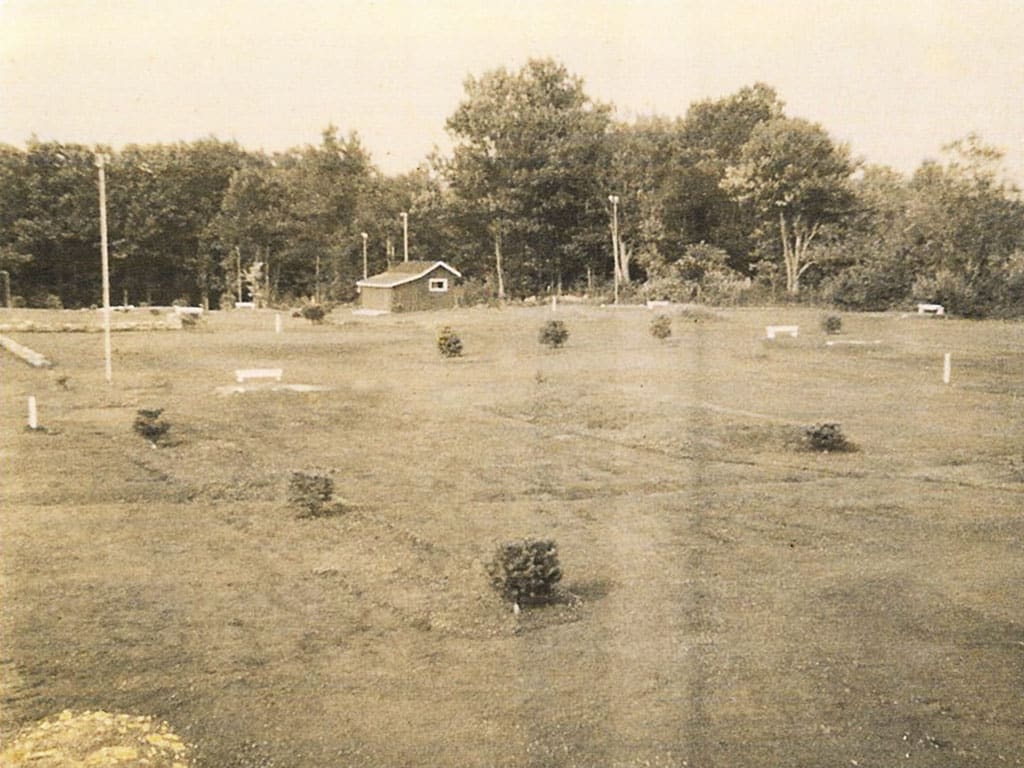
[{"xmin": 359, "ymin": 286, "xmax": 393, "ymax": 311}]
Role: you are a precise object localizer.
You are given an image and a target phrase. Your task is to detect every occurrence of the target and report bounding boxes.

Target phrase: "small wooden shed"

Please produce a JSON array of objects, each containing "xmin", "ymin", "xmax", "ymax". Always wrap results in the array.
[{"xmin": 356, "ymin": 260, "xmax": 463, "ymax": 312}]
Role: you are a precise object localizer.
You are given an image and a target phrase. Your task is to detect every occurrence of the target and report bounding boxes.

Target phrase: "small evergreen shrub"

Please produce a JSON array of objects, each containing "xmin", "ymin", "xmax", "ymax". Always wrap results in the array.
[
  {"xmin": 649, "ymin": 314, "xmax": 672, "ymax": 339},
  {"xmin": 822, "ymin": 314, "xmax": 842, "ymax": 334},
  {"xmin": 539, "ymin": 320, "xmax": 569, "ymax": 349},
  {"xmin": 803, "ymin": 422, "xmax": 850, "ymax": 452},
  {"xmin": 437, "ymin": 326, "xmax": 463, "ymax": 357},
  {"xmin": 488, "ymin": 539, "xmax": 562, "ymax": 606},
  {"xmin": 287, "ymin": 471, "xmax": 337, "ymax": 517},
  {"xmin": 301, "ymin": 304, "xmax": 326, "ymax": 324},
  {"xmin": 133, "ymin": 408, "xmax": 170, "ymax": 446}
]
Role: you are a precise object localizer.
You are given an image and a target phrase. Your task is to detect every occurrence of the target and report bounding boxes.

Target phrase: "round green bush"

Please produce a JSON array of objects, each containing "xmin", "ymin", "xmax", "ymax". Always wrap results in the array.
[
  {"xmin": 133, "ymin": 408, "xmax": 170, "ymax": 445},
  {"xmin": 287, "ymin": 471, "xmax": 335, "ymax": 517},
  {"xmin": 539, "ymin": 320, "xmax": 569, "ymax": 348},
  {"xmin": 821, "ymin": 314, "xmax": 842, "ymax": 334},
  {"xmin": 301, "ymin": 305, "xmax": 326, "ymax": 324},
  {"xmin": 487, "ymin": 539, "xmax": 562, "ymax": 605},
  {"xmin": 649, "ymin": 314, "xmax": 672, "ymax": 339},
  {"xmin": 803, "ymin": 422, "xmax": 850, "ymax": 452},
  {"xmin": 437, "ymin": 326, "xmax": 463, "ymax": 357}
]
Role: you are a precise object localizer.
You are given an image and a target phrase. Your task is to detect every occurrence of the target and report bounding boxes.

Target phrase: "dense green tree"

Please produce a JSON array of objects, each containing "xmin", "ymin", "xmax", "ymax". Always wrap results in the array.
[
  {"xmin": 1, "ymin": 141, "xmax": 100, "ymax": 307},
  {"xmin": 608, "ymin": 84, "xmax": 784, "ymax": 285},
  {"xmin": 109, "ymin": 139, "xmax": 254, "ymax": 307},
  {"xmin": 0, "ymin": 145, "xmax": 34, "ymax": 304},
  {"xmin": 445, "ymin": 58, "xmax": 613, "ymax": 296},
  {"xmin": 905, "ymin": 135, "xmax": 1024, "ymax": 315},
  {"xmin": 723, "ymin": 117, "xmax": 856, "ymax": 294},
  {"xmin": 206, "ymin": 161, "xmax": 294, "ymax": 303},
  {"xmin": 667, "ymin": 83, "xmax": 784, "ymax": 265},
  {"xmin": 818, "ymin": 165, "xmax": 917, "ymax": 309},
  {"xmin": 283, "ymin": 127, "xmax": 377, "ymax": 301},
  {"xmin": 208, "ymin": 127, "xmax": 382, "ymax": 304},
  {"xmin": 606, "ymin": 116, "xmax": 680, "ymax": 283}
]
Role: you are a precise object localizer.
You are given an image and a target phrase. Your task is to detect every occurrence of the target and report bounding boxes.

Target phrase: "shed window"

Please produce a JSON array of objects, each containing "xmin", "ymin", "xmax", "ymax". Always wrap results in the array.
[{"xmin": 428, "ymin": 278, "xmax": 449, "ymax": 292}]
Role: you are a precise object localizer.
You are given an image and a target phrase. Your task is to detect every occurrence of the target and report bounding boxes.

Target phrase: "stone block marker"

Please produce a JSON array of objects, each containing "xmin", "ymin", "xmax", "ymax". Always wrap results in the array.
[
  {"xmin": 765, "ymin": 325, "xmax": 799, "ymax": 339},
  {"xmin": 235, "ymin": 368, "xmax": 283, "ymax": 383},
  {"xmin": 0, "ymin": 334, "xmax": 53, "ymax": 368},
  {"xmin": 917, "ymin": 303, "xmax": 945, "ymax": 316}
]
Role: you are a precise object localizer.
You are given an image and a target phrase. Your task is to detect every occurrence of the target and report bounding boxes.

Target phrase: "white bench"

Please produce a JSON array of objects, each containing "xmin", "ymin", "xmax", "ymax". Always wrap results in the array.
[
  {"xmin": 646, "ymin": 300, "xmax": 671, "ymax": 309},
  {"xmin": 173, "ymin": 306, "xmax": 204, "ymax": 316},
  {"xmin": 235, "ymin": 368, "xmax": 283, "ymax": 383},
  {"xmin": 234, "ymin": 301, "xmax": 256, "ymax": 309},
  {"xmin": 765, "ymin": 325, "xmax": 799, "ymax": 339},
  {"xmin": 917, "ymin": 303, "xmax": 945, "ymax": 316}
]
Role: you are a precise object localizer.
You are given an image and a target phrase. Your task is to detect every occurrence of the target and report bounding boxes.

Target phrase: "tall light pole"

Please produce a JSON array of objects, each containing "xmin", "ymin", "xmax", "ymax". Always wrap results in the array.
[
  {"xmin": 97, "ymin": 154, "xmax": 113, "ymax": 384},
  {"xmin": 608, "ymin": 194, "xmax": 620, "ymax": 305},
  {"xmin": 399, "ymin": 212, "xmax": 409, "ymax": 262},
  {"xmin": 361, "ymin": 232, "xmax": 368, "ymax": 279}
]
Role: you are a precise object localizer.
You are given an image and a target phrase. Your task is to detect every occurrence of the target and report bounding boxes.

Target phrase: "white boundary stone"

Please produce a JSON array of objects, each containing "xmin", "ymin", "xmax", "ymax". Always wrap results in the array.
[
  {"xmin": 766, "ymin": 325, "xmax": 799, "ymax": 339},
  {"xmin": 235, "ymin": 368, "xmax": 283, "ymax": 383}
]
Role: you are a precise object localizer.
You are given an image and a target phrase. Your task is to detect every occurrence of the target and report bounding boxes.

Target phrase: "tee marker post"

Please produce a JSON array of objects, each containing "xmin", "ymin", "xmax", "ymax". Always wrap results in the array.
[
  {"xmin": 27, "ymin": 396, "xmax": 38, "ymax": 430},
  {"xmin": 943, "ymin": 352, "xmax": 951, "ymax": 385},
  {"xmin": 275, "ymin": 313, "xmax": 283, "ymax": 334}
]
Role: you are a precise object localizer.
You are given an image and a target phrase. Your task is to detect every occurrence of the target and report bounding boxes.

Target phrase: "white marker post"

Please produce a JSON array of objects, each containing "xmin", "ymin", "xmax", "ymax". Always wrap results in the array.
[
  {"xmin": 275, "ymin": 313, "xmax": 282, "ymax": 334},
  {"xmin": 943, "ymin": 352, "xmax": 952, "ymax": 385},
  {"xmin": 27, "ymin": 396, "xmax": 38, "ymax": 430},
  {"xmin": 552, "ymin": 294, "xmax": 557, "ymax": 312}
]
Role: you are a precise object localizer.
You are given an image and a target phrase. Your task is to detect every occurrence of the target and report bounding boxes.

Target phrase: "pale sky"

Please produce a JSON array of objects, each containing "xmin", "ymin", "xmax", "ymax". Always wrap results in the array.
[{"xmin": 1, "ymin": 0, "xmax": 1022, "ymax": 183}]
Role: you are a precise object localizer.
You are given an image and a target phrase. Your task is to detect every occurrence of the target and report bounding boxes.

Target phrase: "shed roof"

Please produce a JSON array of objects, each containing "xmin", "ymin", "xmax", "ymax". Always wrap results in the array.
[{"xmin": 356, "ymin": 260, "xmax": 462, "ymax": 289}]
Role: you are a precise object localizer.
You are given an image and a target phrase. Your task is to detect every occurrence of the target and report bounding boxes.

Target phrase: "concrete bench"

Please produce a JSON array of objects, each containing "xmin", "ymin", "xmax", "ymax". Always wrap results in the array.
[
  {"xmin": 235, "ymin": 368, "xmax": 283, "ymax": 383},
  {"xmin": 646, "ymin": 300, "xmax": 671, "ymax": 309},
  {"xmin": 173, "ymin": 306, "xmax": 204, "ymax": 316},
  {"xmin": 917, "ymin": 303, "xmax": 945, "ymax": 316},
  {"xmin": 765, "ymin": 325, "xmax": 799, "ymax": 339},
  {"xmin": 234, "ymin": 301, "xmax": 256, "ymax": 309}
]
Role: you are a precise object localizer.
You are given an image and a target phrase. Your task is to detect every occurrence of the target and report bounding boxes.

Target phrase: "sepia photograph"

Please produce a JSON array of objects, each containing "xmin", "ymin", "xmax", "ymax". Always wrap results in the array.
[{"xmin": 0, "ymin": 1, "xmax": 1021, "ymax": 766}]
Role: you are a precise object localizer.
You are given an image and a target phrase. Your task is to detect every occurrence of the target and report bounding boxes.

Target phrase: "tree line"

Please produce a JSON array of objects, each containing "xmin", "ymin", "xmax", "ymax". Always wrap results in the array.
[{"xmin": 2, "ymin": 58, "xmax": 1022, "ymax": 316}]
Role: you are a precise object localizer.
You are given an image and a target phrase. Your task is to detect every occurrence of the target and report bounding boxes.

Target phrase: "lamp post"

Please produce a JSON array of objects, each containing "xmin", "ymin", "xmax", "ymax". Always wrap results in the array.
[
  {"xmin": 399, "ymin": 212, "xmax": 409, "ymax": 262},
  {"xmin": 361, "ymin": 232, "xmax": 368, "ymax": 279},
  {"xmin": 97, "ymin": 154, "xmax": 113, "ymax": 384},
  {"xmin": 608, "ymin": 194, "xmax": 620, "ymax": 305}
]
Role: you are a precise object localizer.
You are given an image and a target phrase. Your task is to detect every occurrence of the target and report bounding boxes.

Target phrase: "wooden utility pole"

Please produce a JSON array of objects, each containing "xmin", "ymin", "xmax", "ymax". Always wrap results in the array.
[
  {"xmin": 0, "ymin": 270, "xmax": 11, "ymax": 308},
  {"xmin": 97, "ymin": 154, "xmax": 113, "ymax": 384},
  {"xmin": 400, "ymin": 212, "xmax": 409, "ymax": 262},
  {"xmin": 361, "ymin": 232, "xmax": 368, "ymax": 279},
  {"xmin": 494, "ymin": 229, "xmax": 505, "ymax": 300},
  {"xmin": 609, "ymin": 194, "xmax": 620, "ymax": 305},
  {"xmin": 235, "ymin": 247, "xmax": 242, "ymax": 302}
]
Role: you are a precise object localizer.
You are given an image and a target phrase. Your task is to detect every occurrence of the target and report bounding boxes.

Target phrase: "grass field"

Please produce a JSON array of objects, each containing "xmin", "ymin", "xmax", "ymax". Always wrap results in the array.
[{"xmin": 1, "ymin": 304, "xmax": 1022, "ymax": 767}]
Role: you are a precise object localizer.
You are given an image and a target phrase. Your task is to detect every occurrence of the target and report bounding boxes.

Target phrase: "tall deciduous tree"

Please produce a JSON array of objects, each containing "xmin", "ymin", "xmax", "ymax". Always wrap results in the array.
[
  {"xmin": 444, "ymin": 58, "xmax": 612, "ymax": 296},
  {"xmin": 3, "ymin": 141, "xmax": 100, "ymax": 307},
  {"xmin": 111, "ymin": 139, "xmax": 254, "ymax": 307},
  {"xmin": 723, "ymin": 117, "xmax": 855, "ymax": 294},
  {"xmin": 904, "ymin": 134, "xmax": 1024, "ymax": 315},
  {"xmin": 609, "ymin": 84, "xmax": 784, "ymax": 283}
]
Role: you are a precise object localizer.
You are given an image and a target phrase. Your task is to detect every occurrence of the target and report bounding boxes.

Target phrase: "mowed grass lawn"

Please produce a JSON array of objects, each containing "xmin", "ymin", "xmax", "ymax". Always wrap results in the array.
[{"xmin": 1, "ymin": 304, "xmax": 1022, "ymax": 768}]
